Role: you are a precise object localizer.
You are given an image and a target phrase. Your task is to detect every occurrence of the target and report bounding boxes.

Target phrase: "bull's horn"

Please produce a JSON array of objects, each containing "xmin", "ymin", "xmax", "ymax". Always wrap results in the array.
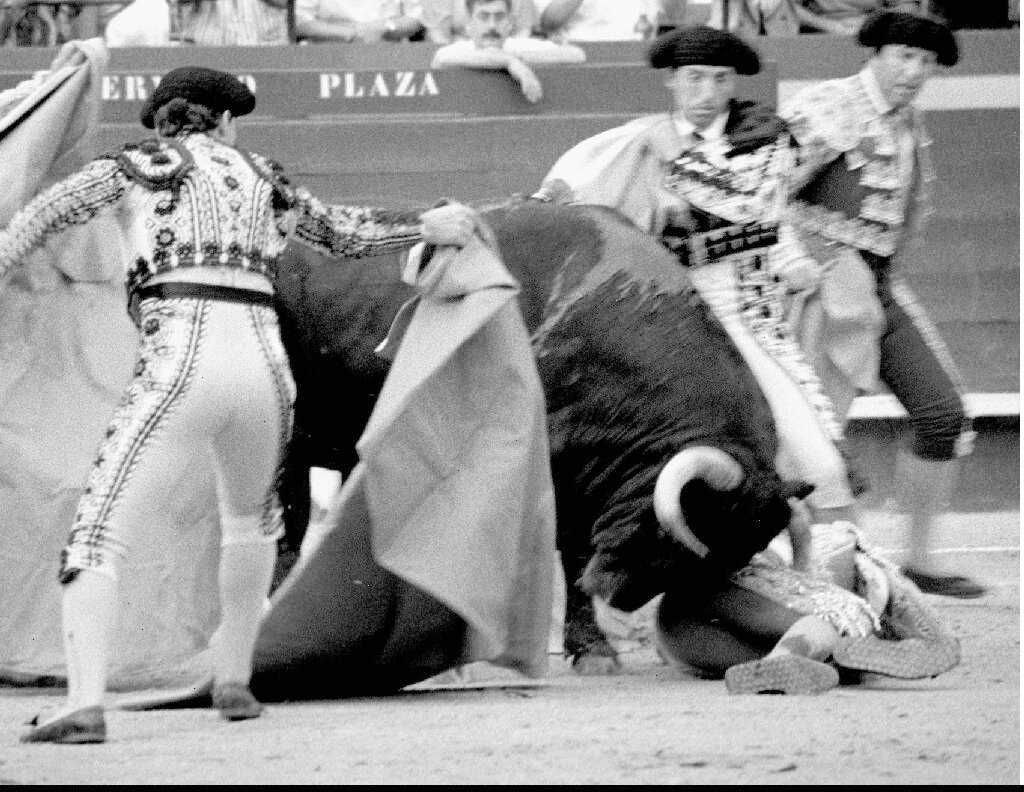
[{"xmin": 653, "ymin": 446, "xmax": 744, "ymax": 558}]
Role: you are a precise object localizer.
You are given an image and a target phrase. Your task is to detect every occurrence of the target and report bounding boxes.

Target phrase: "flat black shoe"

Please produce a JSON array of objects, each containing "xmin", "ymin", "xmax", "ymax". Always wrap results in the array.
[
  {"xmin": 20, "ymin": 706, "xmax": 106, "ymax": 744},
  {"xmin": 212, "ymin": 682, "xmax": 263, "ymax": 721},
  {"xmin": 901, "ymin": 567, "xmax": 987, "ymax": 599}
]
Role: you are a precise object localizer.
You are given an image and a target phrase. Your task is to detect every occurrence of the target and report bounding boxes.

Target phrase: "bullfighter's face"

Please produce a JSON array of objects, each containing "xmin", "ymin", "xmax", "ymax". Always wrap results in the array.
[
  {"xmin": 870, "ymin": 44, "xmax": 938, "ymax": 109},
  {"xmin": 664, "ymin": 64, "xmax": 736, "ymax": 132},
  {"xmin": 467, "ymin": 0, "xmax": 514, "ymax": 50}
]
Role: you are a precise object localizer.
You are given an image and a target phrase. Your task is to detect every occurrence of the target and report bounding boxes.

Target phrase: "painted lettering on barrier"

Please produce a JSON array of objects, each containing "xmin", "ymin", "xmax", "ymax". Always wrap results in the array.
[
  {"xmin": 102, "ymin": 74, "xmax": 257, "ymax": 103},
  {"xmin": 318, "ymin": 71, "xmax": 440, "ymax": 99}
]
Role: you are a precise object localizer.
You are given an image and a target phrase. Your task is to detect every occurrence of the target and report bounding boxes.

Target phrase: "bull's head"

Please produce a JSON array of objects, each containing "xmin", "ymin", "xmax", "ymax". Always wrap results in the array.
[{"xmin": 654, "ymin": 444, "xmax": 813, "ymax": 566}]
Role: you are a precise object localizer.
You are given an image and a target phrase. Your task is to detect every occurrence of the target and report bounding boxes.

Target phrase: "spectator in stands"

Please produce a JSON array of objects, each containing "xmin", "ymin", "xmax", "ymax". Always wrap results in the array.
[
  {"xmin": 653, "ymin": 0, "xmax": 691, "ymax": 34},
  {"xmin": 1, "ymin": 0, "xmax": 80, "ymax": 46},
  {"xmin": 423, "ymin": 0, "xmax": 538, "ymax": 42},
  {"xmin": 709, "ymin": 0, "xmax": 801, "ymax": 35},
  {"xmin": 177, "ymin": 0, "xmax": 289, "ymax": 45},
  {"xmin": 104, "ymin": 0, "xmax": 171, "ymax": 46},
  {"xmin": 295, "ymin": 0, "xmax": 425, "ymax": 43},
  {"xmin": 535, "ymin": 0, "xmax": 661, "ymax": 41},
  {"xmin": 794, "ymin": 1, "xmax": 893, "ymax": 35},
  {"xmin": 432, "ymin": 0, "xmax": 584, "ymax": 103}
]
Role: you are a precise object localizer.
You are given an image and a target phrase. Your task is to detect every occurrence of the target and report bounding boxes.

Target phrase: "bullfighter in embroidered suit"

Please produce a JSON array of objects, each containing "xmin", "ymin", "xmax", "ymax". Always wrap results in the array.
[
  {"xmin": 1, "ymin": 64, "xmax": 479, "ymax": 744},
  {"xmin": 781, "ymin": 10, "xmax": 985, "ymax": 598},
  {"xmin": 535, "ymin": 25, "xmax": 862, "ymax": 534}
]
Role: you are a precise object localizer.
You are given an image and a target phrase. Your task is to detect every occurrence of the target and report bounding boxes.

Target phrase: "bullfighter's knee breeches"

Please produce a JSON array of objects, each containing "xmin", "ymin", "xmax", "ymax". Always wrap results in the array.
[
  {"xmin": 689, "ymin": 263, "xmax": 854, "ymax": 510},
  {"xmin": 878, "ymin": 276, "xmax": 973, "ymax": 462},
  {"xmin": 59, "ymin": 295, "xmax": 296, "ymax": 583}
]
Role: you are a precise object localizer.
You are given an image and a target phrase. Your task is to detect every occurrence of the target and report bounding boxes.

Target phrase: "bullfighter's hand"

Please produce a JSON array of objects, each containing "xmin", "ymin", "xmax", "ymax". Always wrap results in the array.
[
  {"xmin": 421, "ymin": 202, "xmax": 478, "ymax": 247},
  {"xmin": 780, "ymin": 255, "xmax": 822, "ymax": 293},
  {"xmin": 658, "ymin": 188, "xmax": 694, "ymax": 234},
  {"xmin": 48, "ymin": 41, "xmax": 87, "ymax": 73}
]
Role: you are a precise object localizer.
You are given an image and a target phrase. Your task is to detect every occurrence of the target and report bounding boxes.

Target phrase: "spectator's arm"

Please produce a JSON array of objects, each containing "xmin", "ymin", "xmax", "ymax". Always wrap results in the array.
[
  {"xmin": 0, "ymin": 157, "xmax": 129, "ymax": 282},
  {"xmin": 511, "ymin": 40, "xmax": 586, "ymax": 64},
  {"xmin": 431, "ymin": 45, "xmax": 544, "ymax": 102},
  {"xmin": 537, "ymin": 0, "xmax": 583, "ymax": 35}
]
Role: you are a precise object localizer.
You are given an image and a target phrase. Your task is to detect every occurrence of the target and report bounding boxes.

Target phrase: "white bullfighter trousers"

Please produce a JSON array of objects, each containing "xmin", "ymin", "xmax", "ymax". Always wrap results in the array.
[
  {"xmin": 688, "ymin": 260, "xmax": 855, "ymax": 511},
  {"xmin": 59, "ymin": 293, "xmax": 295, "ymax": 583}
]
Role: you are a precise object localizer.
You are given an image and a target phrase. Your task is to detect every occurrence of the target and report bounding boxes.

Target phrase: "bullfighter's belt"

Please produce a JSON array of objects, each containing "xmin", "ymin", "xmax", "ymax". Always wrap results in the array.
[
  {"xmin": 134, "ymin": 282, "xmax": 276, "ymax": 307},
  {"xmin": 128, "ymin": 282, "xmax": 276, "ymax": 327},
  {"xmin": 663, "ymin": 222, "xmax": 779, "ymax": 268}
]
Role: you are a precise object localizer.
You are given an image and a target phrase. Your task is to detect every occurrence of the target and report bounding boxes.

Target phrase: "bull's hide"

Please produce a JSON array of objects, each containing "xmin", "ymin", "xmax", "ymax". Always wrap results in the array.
[{"xmin": 277, "ymin": 200, "xmax": 792, "ymax": 615}]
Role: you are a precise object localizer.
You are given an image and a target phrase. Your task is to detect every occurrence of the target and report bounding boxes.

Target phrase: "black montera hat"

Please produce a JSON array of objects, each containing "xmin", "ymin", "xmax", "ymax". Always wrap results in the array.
[
  {"xmin": 141, "ymin": 66, "xmax": 256, "ymax": 129},
  {"xmin": 857, "ymin": 11, "xmax": 959, "ymax": 67},
  {"xmin": 647, "ymin": 25, "xmax": 761, "ymax": 75}
]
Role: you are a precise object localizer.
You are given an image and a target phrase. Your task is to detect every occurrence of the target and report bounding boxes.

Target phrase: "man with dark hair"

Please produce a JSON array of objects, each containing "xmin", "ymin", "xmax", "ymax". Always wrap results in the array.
[
  {"xmin": 431, "ymin": 0, "xmax": 585, "ymax": 103},
  {"xmin": 781, "ymin": 10, "xmax": 986, "ymax": 598},
  {"xmin": 3, "ymin": 64, "xmax": 478, "ymax": 744}
]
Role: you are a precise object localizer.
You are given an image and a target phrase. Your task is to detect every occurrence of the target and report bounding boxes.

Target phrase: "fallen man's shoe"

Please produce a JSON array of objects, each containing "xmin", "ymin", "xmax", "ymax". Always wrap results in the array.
[
  {"xmin": 723, "ymin": 655, "xmax": 839, "ymax": 695},
  {"xmin": 833, "ymin": 634, "xmax": 960, "ymax": 679},
  {"xmin": 20, "ymin": 705, "xmax": 106, "ymax": 744},
  {"xmin": 900, "ymin": 567, "xmax": 987, "ymax": 599}
]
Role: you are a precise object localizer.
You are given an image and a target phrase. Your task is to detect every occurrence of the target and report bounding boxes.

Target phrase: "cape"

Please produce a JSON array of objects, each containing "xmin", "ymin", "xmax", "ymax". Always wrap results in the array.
[{"xmin": 536, "ymin": 100, "xmax": 790, "ymax": 236}]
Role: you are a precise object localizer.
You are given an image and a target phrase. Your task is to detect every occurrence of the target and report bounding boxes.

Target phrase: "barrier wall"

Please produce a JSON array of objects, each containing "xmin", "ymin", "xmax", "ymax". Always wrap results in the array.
[{"xmin": 0, "ymin": 31, "xmax": 1018, "ymax": 393}]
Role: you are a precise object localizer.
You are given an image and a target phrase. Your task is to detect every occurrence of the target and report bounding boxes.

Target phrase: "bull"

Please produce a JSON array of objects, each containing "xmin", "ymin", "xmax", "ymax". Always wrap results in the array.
[{"xmin": 274, "ymin": 198, "xmax": 812, "ymax": 671}]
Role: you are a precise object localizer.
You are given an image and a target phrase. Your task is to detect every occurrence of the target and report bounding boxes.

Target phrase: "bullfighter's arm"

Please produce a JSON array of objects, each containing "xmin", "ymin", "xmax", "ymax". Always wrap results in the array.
[
  {"xmin": 0, "ymin": 157, "xmax": 129, "ymax": 283},
  {"xmin": 290, "ymin": 187, "xmax": 426, "ymax": 260},
  {"xmin": 770, "ymin": 223, "xmax": 823, "ymax": 293},
  {"xmin": 769, "ymin": 143, "xmax": 824, "ymax": 292},
  {"xmin": 431, "ymin": 42, "xmax": 546, "ymax": 103}
]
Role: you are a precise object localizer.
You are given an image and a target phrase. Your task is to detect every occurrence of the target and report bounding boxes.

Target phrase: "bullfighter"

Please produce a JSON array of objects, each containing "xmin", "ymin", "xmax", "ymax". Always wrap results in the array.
[
  {"xmin": 1, "ymin": 59, "xmax": 478, "ymax": 744},
  {"xmin": 781, "ymin": 10, "xmax": 985, "ymax": 598}
]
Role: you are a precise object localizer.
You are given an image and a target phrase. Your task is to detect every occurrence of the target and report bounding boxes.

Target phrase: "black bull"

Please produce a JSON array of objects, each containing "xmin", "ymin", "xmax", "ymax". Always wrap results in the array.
[{"xmin": 273, "ymin": 200, "xmax": 809, "ymax": 666}]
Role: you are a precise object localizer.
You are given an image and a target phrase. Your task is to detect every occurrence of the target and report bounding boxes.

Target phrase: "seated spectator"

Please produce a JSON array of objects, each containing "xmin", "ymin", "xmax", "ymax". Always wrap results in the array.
[
  {"xmin": 423, "ymin": 0, "xmax": 538, "ymax": 43},
  {"xmin": 708, "ymin": 0, "xmax": 802, "ymax": 35},
  {"xmin": 653, "ymin": 0, "xmax": 692, "ymax": 34},
  {"xmin": 535, "ymin": 0, "xmax": 661, "ymax": 41},
  {"xmin": 793, "ymin": 0, "xmax": 888, "ymax": 34},
  {"xmin": 1, "ymin": 1, "xmax": 79, "ymax": 46},
  {"xmin": 105, "ymin": 0, "xmax": 171, "ymax": 46},
  {"xmin": 432, "ymin": 0, "xmax": 584, "ymax": 103},
  {"xmin": 295, "ymin": 0, "xmax": 425, "ymax": 43},
  {"xmin": 177, "ymin": 0, "xmax": 289, "ymax": 45}
]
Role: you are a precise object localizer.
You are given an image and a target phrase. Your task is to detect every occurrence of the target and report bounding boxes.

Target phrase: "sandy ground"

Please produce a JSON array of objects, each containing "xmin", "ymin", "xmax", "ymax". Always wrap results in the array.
[{"xmin": 1, "ymin": 510, "xmax": 1019, "ymax": 785}]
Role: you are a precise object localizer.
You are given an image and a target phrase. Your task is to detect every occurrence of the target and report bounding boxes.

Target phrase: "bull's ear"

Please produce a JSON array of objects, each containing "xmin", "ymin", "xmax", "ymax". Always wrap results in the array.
[{"xmin": 781, "ymin": 480, "xmax": 816, "ymax": 501}]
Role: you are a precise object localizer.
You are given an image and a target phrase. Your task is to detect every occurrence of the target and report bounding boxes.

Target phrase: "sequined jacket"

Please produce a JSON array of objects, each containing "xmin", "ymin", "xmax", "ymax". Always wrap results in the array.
[
  {"xmin": 0, "ymin": 131, "xmax": 424, "ymax": 296},
  {"xmin": 782, "ymin": 68, "xmax": 935, "ymax": 261}
]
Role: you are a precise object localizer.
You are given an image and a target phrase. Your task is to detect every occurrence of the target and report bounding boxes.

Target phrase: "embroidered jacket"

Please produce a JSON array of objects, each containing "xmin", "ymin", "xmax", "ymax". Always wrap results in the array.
[
  {"xmin": 0, "ymin": 132, "xmax": 424, "ymax": 296},
  {"xmin": 783, "ymin": 67, "xmax": 935, "ymax": 260},
  {"xmin": 661, "ymin": 100, "xmax": 846, "ymax": 448}
]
